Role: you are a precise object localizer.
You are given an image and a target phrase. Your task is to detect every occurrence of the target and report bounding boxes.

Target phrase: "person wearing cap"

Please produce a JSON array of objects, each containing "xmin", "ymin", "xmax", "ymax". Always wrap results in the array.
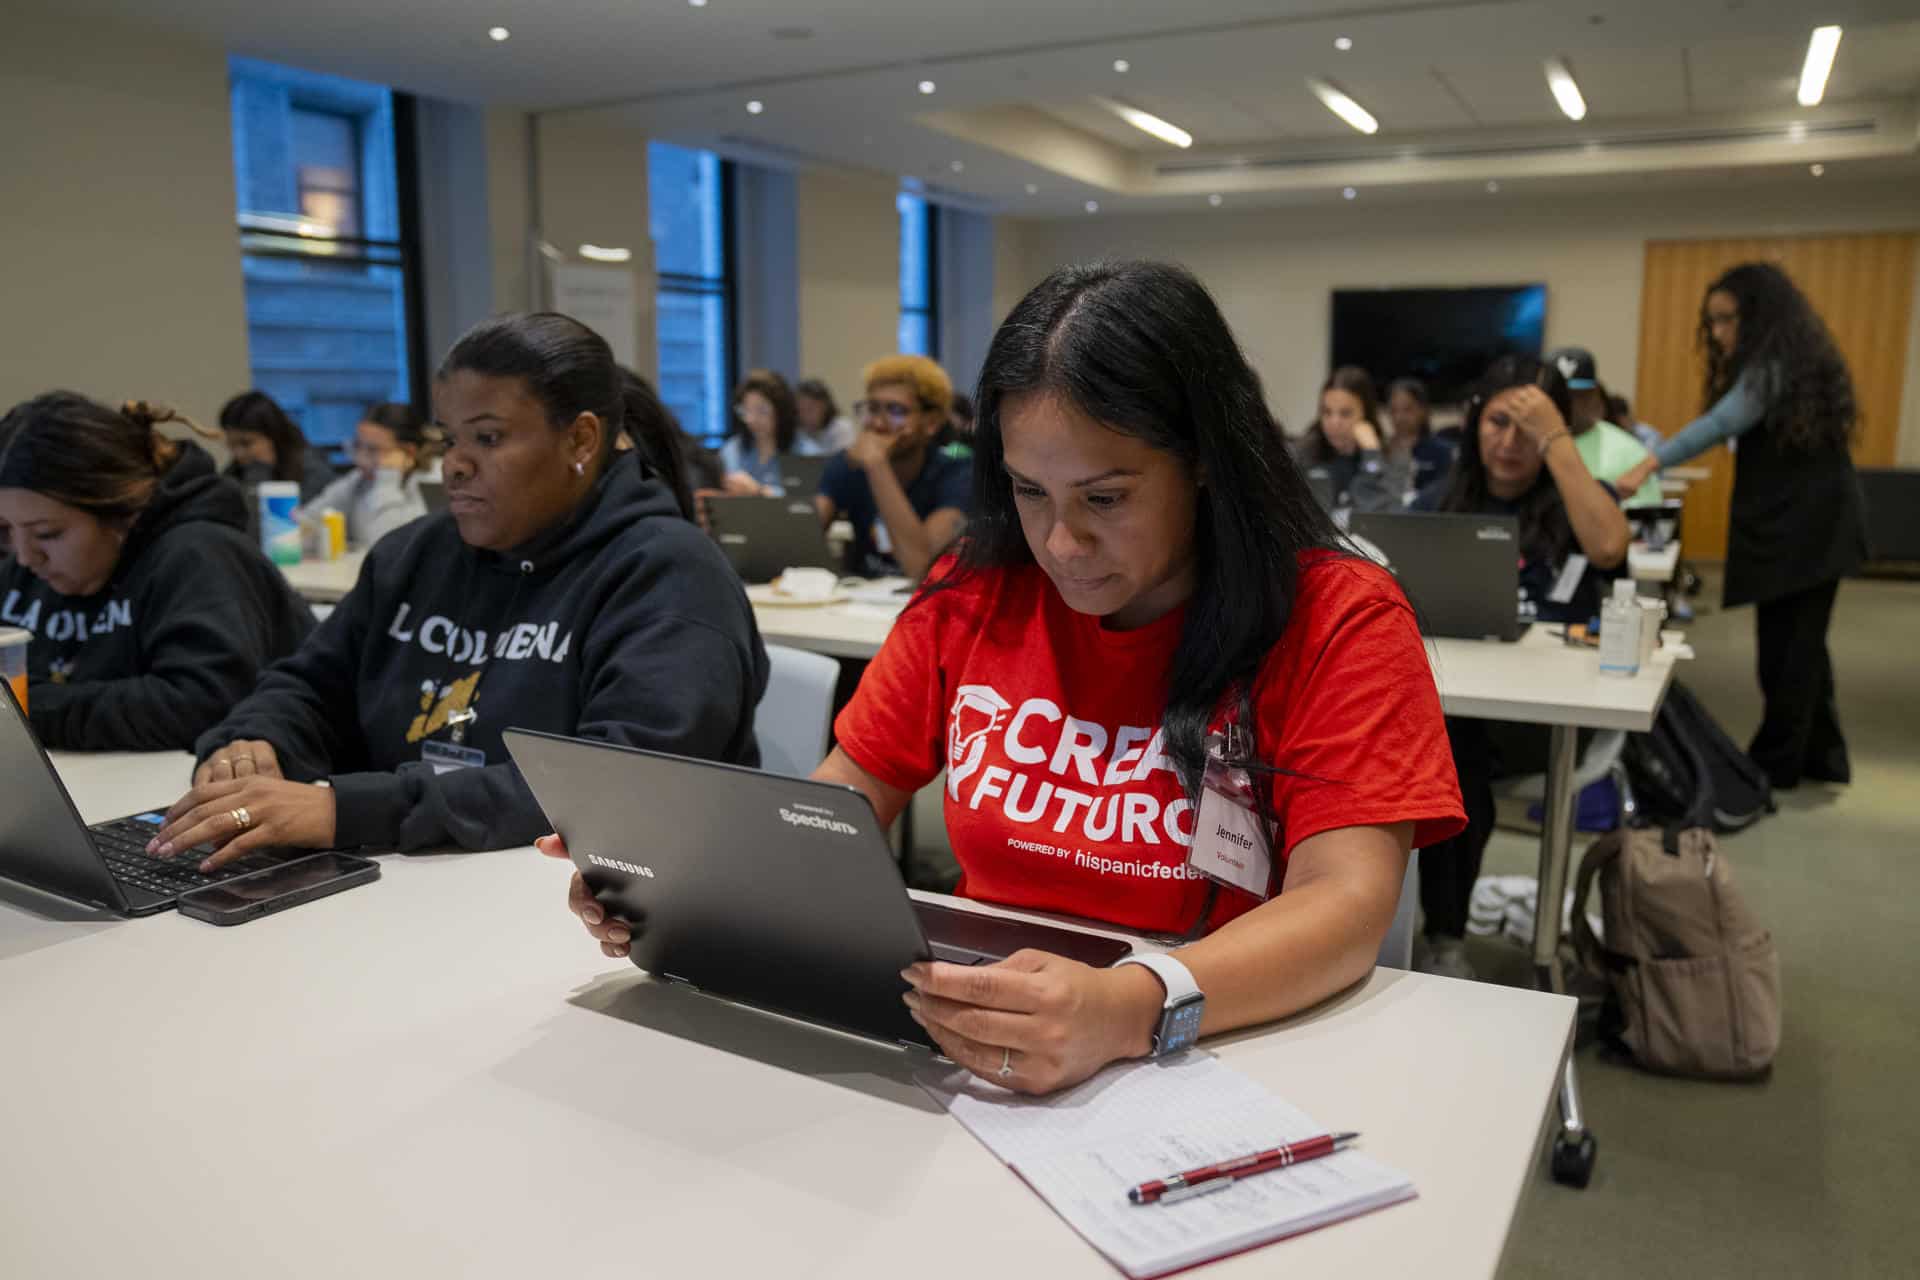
[{"xmin": 1548, "ymin": 347, "xmax": 1662, "ymax": 507}]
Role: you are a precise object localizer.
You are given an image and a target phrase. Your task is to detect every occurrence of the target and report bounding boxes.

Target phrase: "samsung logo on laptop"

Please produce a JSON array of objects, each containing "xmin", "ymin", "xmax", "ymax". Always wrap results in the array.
[
  {"xmin": 779, "ymin": 807, "xmax": 859, "ymax": 836},
  {"xmin": 1475, "ymin": 525, "xmax": 1515, "ymax": 542},
  {"xmin": 587, "ymin": 853, "xmax": 656, "ymax": 879}
]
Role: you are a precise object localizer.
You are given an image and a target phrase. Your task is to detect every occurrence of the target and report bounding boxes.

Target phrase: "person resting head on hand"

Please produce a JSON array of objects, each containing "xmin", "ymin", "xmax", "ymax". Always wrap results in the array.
[
  {"xmin": 0, "ymin": 392, "xmax": 313, "ymax": 751},
  {"xmin": 542, "ymin": 261, "xmax": 1465, "ymax": 1094},
  {"xmin": 152, "ymin": 312, "xmax": 769, "ymax": 871}
]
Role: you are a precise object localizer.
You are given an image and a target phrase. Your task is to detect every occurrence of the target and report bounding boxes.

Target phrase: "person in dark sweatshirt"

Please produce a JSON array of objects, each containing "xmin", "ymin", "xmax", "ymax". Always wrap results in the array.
[
  {"xmin": 219, "ymin": 389, "xmax": 338, "ymax": 502},
  {"xmin": 1290, "ymin": 365, "xmax": 1408, "ymax": 522},
  {"xmin": 150, "ymin": 312, "xmax": 770, "ymax": 867},
  {"xmin": 0, "ymin": 393, "xmax": 316, "ymax": 751}
]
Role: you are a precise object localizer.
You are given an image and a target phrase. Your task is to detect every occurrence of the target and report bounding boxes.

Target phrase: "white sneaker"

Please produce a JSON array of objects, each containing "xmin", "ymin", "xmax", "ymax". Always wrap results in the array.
[{"xmin": 1419, "ymin": 937, "xmax": 1478, "ymax": 982}]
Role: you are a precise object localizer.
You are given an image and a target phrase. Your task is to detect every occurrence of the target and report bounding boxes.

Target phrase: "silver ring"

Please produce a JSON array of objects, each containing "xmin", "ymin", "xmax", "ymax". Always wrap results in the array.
[
  {"xmin": 231, "ymin": 807, "xmax": 252, "ymax": 832},
  {"xmin": 998, "ymin": 1047, "xmax": 1014, "ymax": 1079}
]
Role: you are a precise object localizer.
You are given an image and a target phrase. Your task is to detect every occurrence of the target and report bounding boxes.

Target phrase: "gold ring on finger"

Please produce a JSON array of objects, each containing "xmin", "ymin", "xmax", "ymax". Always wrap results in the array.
[{"xmin": 231, "ymin": 806, "xmax": 252, "ymax": 832}]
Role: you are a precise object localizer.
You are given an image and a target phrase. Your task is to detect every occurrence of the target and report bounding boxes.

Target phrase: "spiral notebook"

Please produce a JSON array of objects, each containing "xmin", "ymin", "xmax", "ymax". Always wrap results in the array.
[{"xmin": 918, "ymin": 1053, "xmax": 1415, "ymax": 1279}]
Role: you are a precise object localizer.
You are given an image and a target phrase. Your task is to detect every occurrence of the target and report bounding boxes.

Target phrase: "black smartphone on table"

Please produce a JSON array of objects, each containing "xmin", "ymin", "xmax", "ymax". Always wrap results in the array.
[{"xmin": 176, "ymin": 852, "xmax": 380, "ymax": 926}]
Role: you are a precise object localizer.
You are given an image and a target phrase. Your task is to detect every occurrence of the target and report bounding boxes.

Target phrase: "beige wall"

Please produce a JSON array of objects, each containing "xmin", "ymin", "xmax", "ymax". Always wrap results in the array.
[
  {"xmin": 0, "ymin": 12, "xmax": 248, "ymax": 428},
  {"xmin": 1000, "ymin": 179, "xmax": 1920, "ymax": 453},
  {"xmin": 797, "ymin": 168, "xmax": 899, "ymax": 401}
]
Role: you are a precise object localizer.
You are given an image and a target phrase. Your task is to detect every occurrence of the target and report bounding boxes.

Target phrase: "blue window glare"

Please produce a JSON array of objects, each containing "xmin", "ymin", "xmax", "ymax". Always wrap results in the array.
[
  {"xmin": 898, "ymin": 192, "xmax": 936, "ymax": 358},
  {"xmin": 650, "ymin": 142, "xmax": 732, "ymax": 445},
  {"xmin": 228, "ymin": 57, "xmax": 412, "ymax": 449}
]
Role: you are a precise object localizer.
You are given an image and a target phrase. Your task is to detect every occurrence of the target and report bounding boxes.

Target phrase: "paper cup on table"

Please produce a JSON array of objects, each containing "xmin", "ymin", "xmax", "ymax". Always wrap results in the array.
[
  {"xmin": 775, "ymin": 567, "xmax": 838, "ymax": 602},
  {"xmin": 1, "ymin": 626, "xmax": 27, "ymax": 713},
  {"xmin": 258, "ymin": 481, "xmax": 302, "ymax": 566}
]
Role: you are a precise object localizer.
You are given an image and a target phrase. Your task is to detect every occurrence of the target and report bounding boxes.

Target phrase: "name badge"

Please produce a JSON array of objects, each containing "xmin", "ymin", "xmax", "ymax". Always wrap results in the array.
[
  {"xmin": 1548, "ymin": 552, "xmax": 1590, "ymax": 606},
  {"xmin": 422, "ymin": 740, "xmax": 487, "ymax": 775},
  {"xmin": 1184, "ymin": 728, "xmax": 1274, "ymax": 900}
]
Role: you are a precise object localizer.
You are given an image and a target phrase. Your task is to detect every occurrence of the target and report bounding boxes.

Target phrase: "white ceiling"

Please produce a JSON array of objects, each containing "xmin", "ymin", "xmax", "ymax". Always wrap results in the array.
[{"xmin": 35, "ymin": 0, "xmax": 1920, "ymax": 214}]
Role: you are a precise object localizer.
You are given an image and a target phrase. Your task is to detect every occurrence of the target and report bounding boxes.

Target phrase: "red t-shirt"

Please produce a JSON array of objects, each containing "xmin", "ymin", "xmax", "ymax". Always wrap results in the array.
[{"xmin": 833, "ymin": 552, "xmax": 1466, "ymax": 936}]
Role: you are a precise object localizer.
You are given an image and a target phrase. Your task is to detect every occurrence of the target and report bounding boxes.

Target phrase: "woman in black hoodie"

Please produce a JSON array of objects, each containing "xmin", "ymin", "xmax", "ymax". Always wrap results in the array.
[
  {"xmin": 152, "ymin": 313, "xmax": 770, "ymax": 866},
  {"xmin": 0, "ymin": 393, "xmax": 316, "ymax": 750}
]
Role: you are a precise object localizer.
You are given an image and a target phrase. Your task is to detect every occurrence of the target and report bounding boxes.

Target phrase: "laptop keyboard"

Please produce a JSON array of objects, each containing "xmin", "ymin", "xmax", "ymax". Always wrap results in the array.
[{"xmin": 89, "ymin": 819, "xmax": 280, "ymax": 898}]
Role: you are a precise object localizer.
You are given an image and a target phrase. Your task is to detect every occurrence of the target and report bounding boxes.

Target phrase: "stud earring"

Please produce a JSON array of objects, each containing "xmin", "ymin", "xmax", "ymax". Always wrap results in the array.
[{"xmin": 572, "ymin": 461, "xmax": 585, "ymax": 476}]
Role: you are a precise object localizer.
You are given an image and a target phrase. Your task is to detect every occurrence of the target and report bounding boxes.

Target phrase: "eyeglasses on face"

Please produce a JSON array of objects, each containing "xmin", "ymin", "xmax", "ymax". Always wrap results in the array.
[{"xmin": 854, "ymin": 399, "xmax": 927, "ymax": 424}]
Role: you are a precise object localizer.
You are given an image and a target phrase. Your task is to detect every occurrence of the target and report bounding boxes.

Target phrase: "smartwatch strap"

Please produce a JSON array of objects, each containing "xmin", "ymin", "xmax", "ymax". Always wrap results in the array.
[{"xmin": 1114, "ymin": 952, "xmax": 1201, "ymax": 1004}]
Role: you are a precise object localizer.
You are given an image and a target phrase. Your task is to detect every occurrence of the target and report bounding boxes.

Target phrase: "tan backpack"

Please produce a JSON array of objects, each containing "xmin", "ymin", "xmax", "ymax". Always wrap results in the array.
[{"xmin": 1570, "ymin": 826, "xmax": 1781, "ymax": 1079}]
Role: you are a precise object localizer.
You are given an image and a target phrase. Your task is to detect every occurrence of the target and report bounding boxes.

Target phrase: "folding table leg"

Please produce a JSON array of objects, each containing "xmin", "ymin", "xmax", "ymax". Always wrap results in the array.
[{"xmin": 1535, "ymin": 724, "xmax": 1597, "ymax": 1188}]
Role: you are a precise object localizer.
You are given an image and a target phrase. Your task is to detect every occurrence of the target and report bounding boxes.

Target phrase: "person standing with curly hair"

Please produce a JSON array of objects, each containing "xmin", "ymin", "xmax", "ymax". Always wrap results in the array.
[{"xmin": 1617, "ymin": 262, "xmax": 1868, "ymax": 790}]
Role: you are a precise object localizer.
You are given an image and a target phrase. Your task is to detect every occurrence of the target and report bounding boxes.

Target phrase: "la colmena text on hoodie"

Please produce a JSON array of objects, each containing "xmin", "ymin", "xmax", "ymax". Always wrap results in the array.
[{"xmin": 385, "ymin": 602, "xmax": 573, "ymax": 745}]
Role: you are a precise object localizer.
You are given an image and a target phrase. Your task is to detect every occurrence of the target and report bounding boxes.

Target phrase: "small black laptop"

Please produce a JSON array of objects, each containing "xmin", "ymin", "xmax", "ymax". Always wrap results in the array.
[
  {"xmin": 504, "ymin": 731, "xmax": 1134, "ymax": 1051},
  {"xmin": 706, "ymin": 495, "xmax": 839, "ymax": 584},
  {"xmin": 0, "ymin": 686, "xmax": 288, "ymax": 916},
  {"xmin": 1349, "ymin": 511, "xmax": 1526, "ymax": 642},
  {"xmin": 777, "ymin": 454, "xmax": 832, "ymax": 497}
]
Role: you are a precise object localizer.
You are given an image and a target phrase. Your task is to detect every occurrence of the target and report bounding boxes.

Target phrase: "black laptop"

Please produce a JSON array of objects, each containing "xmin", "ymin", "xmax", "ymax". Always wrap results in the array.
[
  {"xmin": 777, "ymin": 454, "xmax": 832, "ymax": 497},
  {"xmin": 706, "ymin": 495, "xmax": 839, "ymax": 584},
  {"xmin": 0, "ymin": 686, "xmax": 288, "ymax": 916},
  {"xmin": 418, "ymin": 479, "xmax": 450, "ymax": 514},
  {"xmin": 503, "ymin": 731, "xmax": 1134, "ymax": 1050},
  {"xmin": 1349, "ymin": 511, "xmax": 1526, "ymax": 642}
]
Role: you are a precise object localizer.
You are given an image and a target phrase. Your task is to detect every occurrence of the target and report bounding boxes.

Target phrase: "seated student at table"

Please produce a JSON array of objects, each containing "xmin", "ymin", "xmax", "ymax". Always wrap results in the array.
[
  {"xmin": 1547, "ymin": 347, "xmax": 1662, "ymax": 507},
  {"xmin": 1291, "ymin": 365, "xmax": 1407, "ymax": 521},
  {"xmin": 547, "ymin": 262, "xmax": 1465, "ymax": 1095},
  {"xmin": 1384, "ymin": 377, "xmax": 1457, "ymax": 495},
  {"xmin": 148, "ymin": 313, "xmax": 768, "ymax": 867},
  {"xmin": 1410, "ymin": 356, "xmax": 1629, "ymax": 980},
  {"xmin": 716, "ymin": 370, "xmax": 799, "ymax": 495},
  {"xmin": 0, "ymin": 393, "xmax": 314, "ymax": 751},
  {"xmin": 301, "ymin": 402, "xmax": 435, "ymax": 547},
  {"xmin": 218, "ymin": 390, "xmax": 337, "ymax": 502},
  {"xmin": 794, "ymin": 377, "xmax": 856, "ymax": 456},
  {"xmin": 817, "ymin": 355, "xmax": 973, "ymax": 580},
  {"xmin": 1608, "ymin": 389, "xmax": 1664, "ymax": 452}
]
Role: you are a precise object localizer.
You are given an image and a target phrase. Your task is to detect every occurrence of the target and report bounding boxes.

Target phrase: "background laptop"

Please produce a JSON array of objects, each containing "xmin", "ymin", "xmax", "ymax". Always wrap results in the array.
[
  {"xmin": 504, "ymin": 731, "xmax": 1133, "ymax": 1051},
  {"xmin": 418, "ymin": 479, "xmax": 449, "ymax": 514},
  {"xmin": 0, "ymin": 687, "xmax": 287, "ymax": 916},
  {"xmin": 1349, "ymin": 511, "xmax": 1526, "ymax": 642},
  {"xmin": 777, "ymin": 454, "xmax": 832, "ymax": 497},
  {"xmin": 706, "ymin": 495, "xmax": 839, "ymax": 584}
]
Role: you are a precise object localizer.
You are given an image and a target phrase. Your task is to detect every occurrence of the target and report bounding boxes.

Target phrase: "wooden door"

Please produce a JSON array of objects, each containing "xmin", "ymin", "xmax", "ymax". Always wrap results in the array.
[{"xmin": 1634, "ymin": 233, "xmax": 1916, "ymax": 560}]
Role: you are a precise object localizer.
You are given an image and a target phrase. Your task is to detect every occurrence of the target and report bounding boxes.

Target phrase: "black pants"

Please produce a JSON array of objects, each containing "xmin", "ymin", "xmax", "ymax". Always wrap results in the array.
[
  {"xmin": 1749, "ymin": 579, "xmax": 1849, "ymax": 789},
  {"xmin": 1420, "ymin": 718, "xmax": 1549, "ymax": 940}
]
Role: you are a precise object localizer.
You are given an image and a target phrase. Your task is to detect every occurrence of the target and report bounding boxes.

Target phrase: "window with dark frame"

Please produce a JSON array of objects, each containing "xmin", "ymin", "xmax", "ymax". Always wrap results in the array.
[
  {"xmin": 649, "ymin": 142, "xmax": 736, "ymax": 447},
  {"xmin": 897, "ymin": 191, "xmax": 939, "ymax": 359}
]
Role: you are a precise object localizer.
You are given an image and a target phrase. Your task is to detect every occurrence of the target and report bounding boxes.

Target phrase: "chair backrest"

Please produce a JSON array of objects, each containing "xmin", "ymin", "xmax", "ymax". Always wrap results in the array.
[
  {"xmin": 1376, "ymin": 849, "xmax": 1420, "ymax": 970},
  {"xmin": 753, "ymin": 644, "xmax": 840, "ymax": 778}
]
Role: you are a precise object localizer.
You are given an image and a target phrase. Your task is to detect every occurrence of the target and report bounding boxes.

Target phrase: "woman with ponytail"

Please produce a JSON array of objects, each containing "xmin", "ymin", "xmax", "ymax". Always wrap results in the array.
[{"xmin": 0, "ymin": 392, "xmax": 315, "ymax": 750}]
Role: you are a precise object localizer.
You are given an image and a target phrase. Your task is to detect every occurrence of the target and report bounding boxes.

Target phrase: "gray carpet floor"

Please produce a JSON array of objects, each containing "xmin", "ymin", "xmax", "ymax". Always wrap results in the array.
[{"xmin": 1490, "ymin": 571, "xmax": 1920, "ymax": 1279}]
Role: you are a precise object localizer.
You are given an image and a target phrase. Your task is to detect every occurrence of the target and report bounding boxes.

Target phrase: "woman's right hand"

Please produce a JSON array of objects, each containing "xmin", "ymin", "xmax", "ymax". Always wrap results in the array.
[
  {"xmin": 1506, "ymin": 385, "xmax": 1570, "ymax": 453},
  {"xmin": 194, "ymin": 739, "xmax": 285, "ymax": 786},
  {"xmin": 537, "ymin": 834, "xmax": 640, "ymax": 959}
]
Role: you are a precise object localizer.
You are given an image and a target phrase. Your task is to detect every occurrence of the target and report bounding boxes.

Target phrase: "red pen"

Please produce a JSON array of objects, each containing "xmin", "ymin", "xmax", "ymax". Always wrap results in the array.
[{"xmin": 1128, "ymin": 1132, "xmax": 1361, "ymax": 1205}]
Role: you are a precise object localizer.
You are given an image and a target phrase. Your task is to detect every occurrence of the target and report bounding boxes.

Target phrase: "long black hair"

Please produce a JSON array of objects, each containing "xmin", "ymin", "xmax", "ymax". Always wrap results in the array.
[
  {"xmin": 1300, "ymin": 365, "xmax": 1382, "ymax": 462},
  {"xmin": 1440, "ymin": 354, "xmax": 1578, "ymax": 568},
  {"xmin": 731, "ymin": 369, "xmax": 798, "ymax": 454},
  {"xmin": 437, "ymin": 313, "xmax": 623, "ymax": 471},
  {"xmin": 1387, "ymin": 377, "xmax": 1432, "ymax": 442},
  {"xmin": 218, "ymin": 390, "xmax": 312, "ymax": 483},
  {"xmin": 619, "ymin": 369, "xmax": 696, "ymax": 520},
  {"xmin": 938, "ymin": 260, "xmax": 1343, "ymax": 800},
  {"xmin": 1701, "ymin": 262, "xmax": 1855, "ymax": 453}
]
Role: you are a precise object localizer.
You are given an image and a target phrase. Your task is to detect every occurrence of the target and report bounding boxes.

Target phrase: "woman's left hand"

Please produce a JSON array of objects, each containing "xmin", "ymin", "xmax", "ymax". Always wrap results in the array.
[
  {"xmin": 902, "ymin": 950, "xmax": 1161, "ymax": 1095},
  {"xmin": 1618, "ymin": 456, "xmax": 1659, "ymax": 495},
  {"xmin": 149, "ymin": 777, "xmax": 338, "ymax": 872}
]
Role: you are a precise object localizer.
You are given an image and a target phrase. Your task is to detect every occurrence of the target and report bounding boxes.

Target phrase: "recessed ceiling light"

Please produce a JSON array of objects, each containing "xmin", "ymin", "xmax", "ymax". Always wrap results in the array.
[
  {"xmin": 1114, "ymin": 58, "xmax": 1131, "ymax": 73},
  {"xmin": 1025, "ymin": 183, "xmax": 1039, "ymax": 195},
  {"xmin": 918, "ymin": 80, "xmax": 936, "ymax": 95},
  {"xmin": 1810, "ymin": 163, "xmax": 1826, "ymax": 176},
  {"xmin": 1307, "ymin": 78, "xmax": 1379, "ymax": 134},
  {"xmin": 1334, "ymin": 36, "xmax": 1353, "ymax": 52},
  {"xmin": 1545, "ymin": 57, "xmax": 1587, "ymax": 121},
  {"xmin": 1342, "ymin": 186, "xmax": 1358, "ymax": 200},
  {"xmin": 1208, "ymin": 193, "xmax": 1223, "ymax": 207},
  {"xmin": 745, "ymin": 100, "xmax": 764, "ymax": 114},
  {"xmin": 1486, "ymin": 180, "xmax": 1500, "ymax": 193},
  {"xmin": 689, "ymin": 0, "xmax": 708, "ymax": 7},
  {"xmin": 1798, "ymin": 26, "xmax": 1841, "ymax": 106},
  {"xmin": 950, "ymin": 160, "xmax": 964, "ymax": 172},
  {"xmin": 1085, "ymin": 200, "xmax": 1100, "ymax": 213},
  {"xmin": 488, "ymin": 26, "xmax": 510, "ymax": 42}
]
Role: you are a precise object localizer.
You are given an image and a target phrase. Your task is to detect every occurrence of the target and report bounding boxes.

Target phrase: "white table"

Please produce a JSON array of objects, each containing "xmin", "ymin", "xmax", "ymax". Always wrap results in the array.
[
  {"xmin": 1628, "ymin": 541, "xmax": 1680, "ymax": 586},
  {"xmin": 280, "ymin": 550, "xmax": 366, "ymax": 604},
  {"xmin": 3, "ymin": 752, "xmax": 1572, "ymax": 1279}
]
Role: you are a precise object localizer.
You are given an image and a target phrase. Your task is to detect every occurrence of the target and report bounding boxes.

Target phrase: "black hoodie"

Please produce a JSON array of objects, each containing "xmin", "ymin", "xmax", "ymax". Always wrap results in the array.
[
  {"xmin": 1, "ymin": 442, "xmax": 315, "ymax": 751},
  {"xmin": 196, "ymin": 452, "xmax": 769, "ymax": 853}
]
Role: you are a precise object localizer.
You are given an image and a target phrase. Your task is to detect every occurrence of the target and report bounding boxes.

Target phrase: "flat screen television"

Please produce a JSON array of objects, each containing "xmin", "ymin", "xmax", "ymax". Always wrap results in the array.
[{"xmin": 1330, "ymin": 285, "xmax": 1548, "ymax": 405}]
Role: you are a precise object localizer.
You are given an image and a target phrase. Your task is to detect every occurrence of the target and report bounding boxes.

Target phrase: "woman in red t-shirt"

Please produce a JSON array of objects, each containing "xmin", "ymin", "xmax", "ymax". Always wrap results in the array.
[{"xmin": 546, "ymin": 261, "xmax": 1465, "ymax": 1094}]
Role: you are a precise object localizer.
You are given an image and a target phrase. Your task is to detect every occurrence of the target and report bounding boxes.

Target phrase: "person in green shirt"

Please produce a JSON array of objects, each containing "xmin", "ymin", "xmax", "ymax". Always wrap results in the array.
[{"xmin": 1548, "ymin": 347, "xmax": 1662, "ymax": 506}]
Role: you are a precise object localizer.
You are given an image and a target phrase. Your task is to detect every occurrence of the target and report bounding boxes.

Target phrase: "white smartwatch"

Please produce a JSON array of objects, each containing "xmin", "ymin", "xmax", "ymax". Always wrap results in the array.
[{"xmin": 1113, "ymin": 953, "xmax": 1205, "ymax": 1058}]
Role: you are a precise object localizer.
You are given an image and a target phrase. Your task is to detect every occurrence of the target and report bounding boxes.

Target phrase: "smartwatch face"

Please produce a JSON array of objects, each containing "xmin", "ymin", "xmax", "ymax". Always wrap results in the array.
[{"xmin": 1159, "ymin": 994, "xmax": 1205, "ymax": 1056}]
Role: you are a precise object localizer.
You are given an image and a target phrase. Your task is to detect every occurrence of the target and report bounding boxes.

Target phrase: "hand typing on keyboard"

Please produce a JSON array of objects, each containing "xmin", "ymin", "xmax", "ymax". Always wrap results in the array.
[{"xmin": 148, "ymin": 776, "xmax": 337, "ymax": 872}]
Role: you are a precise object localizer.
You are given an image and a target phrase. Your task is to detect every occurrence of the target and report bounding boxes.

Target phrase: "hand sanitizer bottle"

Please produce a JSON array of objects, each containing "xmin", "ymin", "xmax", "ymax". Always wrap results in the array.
[{"xmin": 1599, "ymin": 578, "xmax": 1641, "ymax": 677}]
